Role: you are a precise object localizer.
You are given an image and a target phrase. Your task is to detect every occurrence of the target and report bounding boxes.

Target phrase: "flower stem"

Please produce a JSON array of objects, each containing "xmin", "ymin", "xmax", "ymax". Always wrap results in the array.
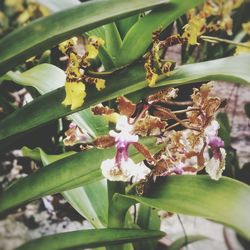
[{"xmin": 200, "ymin": 35, "xmax": 250, "ymax": 48}]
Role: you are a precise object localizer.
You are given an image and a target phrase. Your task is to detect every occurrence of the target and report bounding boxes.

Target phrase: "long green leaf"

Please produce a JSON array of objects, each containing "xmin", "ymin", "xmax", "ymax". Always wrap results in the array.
[
  {"xmin": 115, "ymin": 15, "xmax": 139, "ymax": 39},
  {"xmin": 115, "ymin": 0, "xmax": 205, "ymax": 67},
  {"xmin": 117, "ymin": 175, "xmax": 250, "ymax": 240},
  {"xmin": 16, "ymin": 228, "xmax": 165, "ymax": 250},
  {"xmin": 1, "ymin": 54, "xmax": 249, "ymax": 149},
  {"xmin": 103, "ymin": 23, "xmax": 122, "ymax": 59},
  {"xmin": 0, "ymin": 0, "xmax": 169, "ymax": 76},
  {"xmin": 0, "ymin": 137, "xmax": 160, "ymax": 214},
  {"xmin": 22, "ymin": 146, "xmax": 108, "ymax": 228}
]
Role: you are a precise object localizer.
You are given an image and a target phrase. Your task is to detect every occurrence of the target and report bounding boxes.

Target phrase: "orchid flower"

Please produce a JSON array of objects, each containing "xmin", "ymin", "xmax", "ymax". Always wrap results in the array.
[{"xmin": 101, "ymin": 115, "xmax": 150, "ymax": 182}]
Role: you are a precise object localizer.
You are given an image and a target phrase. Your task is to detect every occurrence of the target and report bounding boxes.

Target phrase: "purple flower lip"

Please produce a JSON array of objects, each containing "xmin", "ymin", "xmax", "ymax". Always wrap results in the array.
[
  {"xmin": 208, "ymin": 136, "xmax": 225, "ymax": 160},
  {"xmin": 208, "ymin": 136, "xmax": 225, "ymax": 148}
]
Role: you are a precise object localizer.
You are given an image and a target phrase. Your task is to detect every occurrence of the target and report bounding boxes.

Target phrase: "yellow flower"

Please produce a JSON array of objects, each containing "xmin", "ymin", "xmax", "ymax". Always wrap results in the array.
[
  {"xmin": 242, "ymin": 22, "xmax": 250, "ymax": 35},
  {"xmin": 202, "ymin": 0, "xmax": 220, "ymax": 17},
  {"xmin": 59, "ymin": 37, "xmax": 77, "ymax": 55},
  {"xmin": 182, "ymin": 16, "xmax": 206, "ymax": 45},
  {"xmin": 85, "ymin": 44, "xmax": 99, "ymax": 59},
  {"xmin": 95, "ymin": 78, "xmax": 106, "ymax": 91},
  {"xmin": 104, "ymin": 113, "xmax": 120, "ymax": 123},
  {"xmin": 89, "ymin": 36, "xmax": 105, "ymax": 46},
  {"xmin": 85, "ymin": 36, "xmax": 105, "ymax": 59},
  {"xmin": 62, "ymin": 81, "xmax": 86, "ymax": 110},
  {"xmin": 235, "ymin": 41, "xmax": 250, "ymax": 55}
]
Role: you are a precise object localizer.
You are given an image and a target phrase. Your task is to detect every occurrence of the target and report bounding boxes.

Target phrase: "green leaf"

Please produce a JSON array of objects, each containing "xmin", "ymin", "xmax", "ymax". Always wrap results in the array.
[
  {"xmin": 0, "ymin": 137, "xmax": 160, "ymax": 214},
  {"xmin": 0, "ymin": 0, "xmax": 169, "ymax": 76},
  {"xmin": 16, "ymin": 228, "xmax": 165, "ymax": 250},
  {"xmin": 118, "ymin": 175, "xmax": 250, "ymax": 240},
  {"xmin": 244, "ymin": 103, "xmax": 250, "ymax": 119},
  {"xmin": 116, "ymin": 15, "xmax": 139, "ymax": 39},
  {"xmin": 1, "ymin": 54, "xmax": 249, "ymax": 149},
  {"xmin": 6, "ymin": 64, "xmax": 66, "ymax": 93},
  {"xmin": 63, "ymin": 180, "xmax": 108, "ymax": 228},
  {"xmin": 115, "ymin": 0, "xmax": 205, "ymax": 67},
  {"xmin": 216, "ymin": 113, "xmax": 231, "ymax": 148},
  {"xmin": 103, "ymin": 23, "xmax": 122, "ymax": 59},
  {"xmin": 168, "ymin": 235, "xmax": 208, "ymax": 250},
  {"xmin": 134, "ymin": 204, "xmax": 161, "ymax": 250}
]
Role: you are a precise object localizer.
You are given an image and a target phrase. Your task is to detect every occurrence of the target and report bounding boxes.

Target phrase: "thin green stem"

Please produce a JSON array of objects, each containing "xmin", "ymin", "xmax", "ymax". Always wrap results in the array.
[{"xmin": 200, "ymin": 35, "xmax": 250, "ymax": 48}]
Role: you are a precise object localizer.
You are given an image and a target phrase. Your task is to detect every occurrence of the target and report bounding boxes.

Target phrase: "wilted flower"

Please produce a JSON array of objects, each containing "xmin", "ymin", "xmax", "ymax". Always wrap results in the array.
[{"xmin": 63, "ymin": 122, "xmax": 90, "ymax": 146}]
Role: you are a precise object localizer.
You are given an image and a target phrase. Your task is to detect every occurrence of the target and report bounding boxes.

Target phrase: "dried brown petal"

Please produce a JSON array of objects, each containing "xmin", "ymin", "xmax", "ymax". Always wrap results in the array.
[
  {"xmin": 93, "ymin": 135, "xmax": 115, "ymax": 148},
  {"xmin": 134, "ymin": 115, "xmax": 166, "ymax": 136},
  {"xmin": 91, "ymin": 105, "xmax": 114, "ymax": 116},
  {"xmin": 147, "ymin": 87, "xmax": 178, "ymax": 104},
  {"xmin": 116, "ymin": 96, "xmax": 136, "ymax": 117}
]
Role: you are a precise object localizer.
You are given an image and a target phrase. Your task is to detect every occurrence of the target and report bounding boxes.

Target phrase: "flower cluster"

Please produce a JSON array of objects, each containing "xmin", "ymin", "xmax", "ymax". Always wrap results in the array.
[
  {"xmin": 100, "ymin": 116, "xmax": 151, "ymax": 182},
  {"xmin": 59, "ymin": 36, "xmax": 105, "ymax": 110},
  {"xmin": 84, "ymin": 83, "xmax": 226, "ymax": 185},
  {"xmin": 182, "ymin": 0, "xmax": 244, "ymax": 45},
  {"xmin": 144, "ymin": 33, "xmax": 184, "ymax": 87}
]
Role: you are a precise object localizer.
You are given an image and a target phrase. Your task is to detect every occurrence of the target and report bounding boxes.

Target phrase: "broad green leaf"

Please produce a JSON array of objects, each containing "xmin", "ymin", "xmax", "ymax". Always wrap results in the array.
[
  {"xmin": 24, "ymin": 146, "xmax": 108, "ymax": 228},
  {"xmin": 63, "ymin": 180, "xmax": 108, "ymax": 228},
  {"xmin": 0, "ymin": 137, "xmax": 160, "ymax": 214},
  {"xmin": 116, "ymin": 15, "xmax": 139, "ymax": 39},
  {"xmin": 103, "ymin": 23, "xmax": 122, "ymax": 59},
  {"xmin": 117, "ymin": 175, "xmax": 250, "ymax": 240},
  {"xmin": 115, "ymin": 0, "xmax": 205, "ymax": 67},
  {"xmin": 0, "ymin": 0, "xmax": 169, "ymax": 76},
  {"xmin": 168, "ymin": 235, "xmax": 208, "ymax": 250},
  {"xmin": 6, "ymin": 64, "xmax": 66, "ymax": 93},
  {"xmin": 1, "ymin": 54, "xmax": 249, "ymax": 149},
  {"xmin": 16, "ymin": 228, "xmax": 165, "ymax": 250}
]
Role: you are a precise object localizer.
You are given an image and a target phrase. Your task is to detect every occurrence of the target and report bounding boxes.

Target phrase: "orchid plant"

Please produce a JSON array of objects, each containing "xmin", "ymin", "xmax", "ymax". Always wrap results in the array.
[{"xmin": 0, "ymin": 0, "xmax": 250, "ymax": 249}]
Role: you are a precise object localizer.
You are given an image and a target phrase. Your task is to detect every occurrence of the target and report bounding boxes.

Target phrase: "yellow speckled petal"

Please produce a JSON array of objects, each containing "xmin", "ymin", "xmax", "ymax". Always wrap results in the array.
[
  {"xmin": 62, "ymin": 82, "xmax": 73, "ymax": 106},
  {"xmin": 148, "ymin": 72, "xmax": 158, "ymax": 87},
  {"xmin": 95, "ymin": 78, "xmax": 106, "ymax": 91},
  {"xmin": 85, "ymin": 44, "xmax": 99, "ymax": 59},
  {"xmin": 62, "ymin": 82, "xmax": 86, "ymax": 110}
]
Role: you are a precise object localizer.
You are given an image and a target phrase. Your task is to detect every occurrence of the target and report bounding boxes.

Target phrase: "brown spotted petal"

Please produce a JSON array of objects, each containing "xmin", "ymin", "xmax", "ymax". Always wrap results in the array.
[
  {"xmin": 147, "ymin": 87, "xmax": 178, "ymax": 104},
  {"xmin": 134, "ymin": 115, "xmax": 166, "ymax": 136},
  {"xmin": 93, "ymin": 135, "xmax": 115, "ymax": 148},
  {"xmin": 132, "ymin": 142, "xmax": 155, "ymax": 162},
  {"xmin": 91, "ymin": 105, "xmax": 115, "ymax": 116},
  {"xmin": 116, "ymin": 96, "xmax": 136, "ymax": 117}
]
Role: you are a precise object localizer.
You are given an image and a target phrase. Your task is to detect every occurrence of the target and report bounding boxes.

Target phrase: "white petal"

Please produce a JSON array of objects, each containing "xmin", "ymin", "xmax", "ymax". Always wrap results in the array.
[
  {"xmin": 205, "ymin": 120, "xmax": 220, "ymax": 138},
  {"xmin": 205, "ymin": 148, "xmax": 226, "ymax": 181},
  {"xmin": 100, "ymin": 158, "xmax": 130, "ymax": 181},
  {"xmin": 116, "ymin": 115, "xmax": 133, "ymax": 132}
]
